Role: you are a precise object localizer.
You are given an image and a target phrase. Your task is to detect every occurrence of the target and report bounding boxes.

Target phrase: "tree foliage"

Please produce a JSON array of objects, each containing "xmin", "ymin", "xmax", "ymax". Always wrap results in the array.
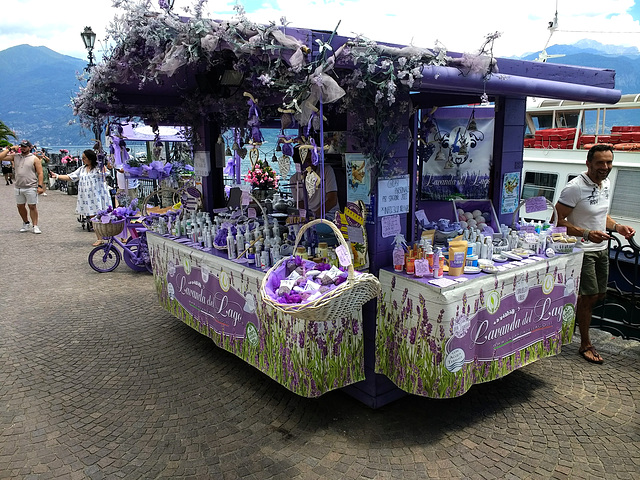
[{"xmin": 0, "ymin": 120, "xmax": 17, "ymax": 148}]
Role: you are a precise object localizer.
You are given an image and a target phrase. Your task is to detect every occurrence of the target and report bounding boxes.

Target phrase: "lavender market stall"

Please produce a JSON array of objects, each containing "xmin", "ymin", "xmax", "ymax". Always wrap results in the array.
[{"xmin": 74, "ymin": 1, "xmax": 621, "ymax": 407}]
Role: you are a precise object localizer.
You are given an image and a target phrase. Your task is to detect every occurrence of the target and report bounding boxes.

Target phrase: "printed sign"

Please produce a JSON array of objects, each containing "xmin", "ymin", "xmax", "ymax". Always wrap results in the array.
[
  {"xmin": 501, "ymin": 171, "xmax": 521, "ymax": 214},
  {"xmin": 445, "ymin": 280, "xmax": 576, "ymax": 369},
  {"xmin": 525, "ymin": 196, "xmax": 548, "ymax": 214},
  {"xmin": 166, "ymin": 264, "xmax": 260, "ymax": 338}
]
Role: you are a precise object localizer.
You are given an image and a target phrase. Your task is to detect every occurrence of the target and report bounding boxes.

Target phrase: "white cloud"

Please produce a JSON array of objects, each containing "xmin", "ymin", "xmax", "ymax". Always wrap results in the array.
[{"xmin": 1, "ymin": 0, "xmax": 639, "ymax": 61}]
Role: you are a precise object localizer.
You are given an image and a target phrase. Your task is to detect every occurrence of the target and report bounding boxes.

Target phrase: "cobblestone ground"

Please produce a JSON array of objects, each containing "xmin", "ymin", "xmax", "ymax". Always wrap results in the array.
[{"xmin": 1, "ymin": 185, "xmax": 639, "ymax": 480}]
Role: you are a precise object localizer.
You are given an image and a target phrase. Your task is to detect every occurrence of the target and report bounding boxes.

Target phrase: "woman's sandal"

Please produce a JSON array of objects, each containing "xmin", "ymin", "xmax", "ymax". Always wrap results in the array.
[
  {"xmin": 92, "ymin": 240, "xmax": 105, "ymax": 247},
  {"xmin": 579, "ymin": 345, "xmax": 604, "ymax": 364}
]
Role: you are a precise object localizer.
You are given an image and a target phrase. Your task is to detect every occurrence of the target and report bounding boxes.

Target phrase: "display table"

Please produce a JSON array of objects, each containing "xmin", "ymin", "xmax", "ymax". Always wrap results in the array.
[
  {"xmin": 147, "ymin": 233, "xmax": 365, "ymax": 397},
  {"xmin": 375, "ymin": 251, "xmax": 583, "ymax": 398}
]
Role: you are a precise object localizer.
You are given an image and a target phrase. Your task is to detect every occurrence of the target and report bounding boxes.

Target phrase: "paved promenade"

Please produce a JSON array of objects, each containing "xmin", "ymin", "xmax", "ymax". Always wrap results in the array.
[{"xmin": 1, "ymin": 184, "xmax": 639, "ymax": 480}]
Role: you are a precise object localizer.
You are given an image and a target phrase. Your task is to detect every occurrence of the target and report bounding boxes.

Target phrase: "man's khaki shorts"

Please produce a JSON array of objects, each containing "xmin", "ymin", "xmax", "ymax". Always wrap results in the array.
[{"xmin": 579, "ymin": 250, "xmax": 609, "ymax": 296}]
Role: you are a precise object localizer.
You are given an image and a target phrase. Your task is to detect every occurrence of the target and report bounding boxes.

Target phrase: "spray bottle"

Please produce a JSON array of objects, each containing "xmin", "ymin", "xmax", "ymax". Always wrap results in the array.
[{"xmin": 392, "ymin": 234, "xmax": 408, "ymax": 272}]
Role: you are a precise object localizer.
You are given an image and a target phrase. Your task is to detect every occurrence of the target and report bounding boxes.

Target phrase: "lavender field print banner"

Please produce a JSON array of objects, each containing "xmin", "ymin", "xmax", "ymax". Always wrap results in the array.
[
  {"xmin": 147, "ymin": 234, "xmax": 365, "ymax": 398},
  {"xmin": 375, "ymin": 252, "xmax": 583, "ymax": 398},
  {"xmin": 420, "ymin": 108, "xmax": 494, "ymax": 200}
]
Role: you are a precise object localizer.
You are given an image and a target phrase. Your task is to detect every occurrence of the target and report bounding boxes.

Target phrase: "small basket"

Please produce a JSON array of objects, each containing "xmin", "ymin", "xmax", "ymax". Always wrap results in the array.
[
  {"xmin": 260, "ymin": 219, "xmax": 380, "ymax": 322},
  {"xmin": 92, "ymin": 219, "xmax": 125, "ymax": 238},
  {"xmin": 549, "ymin": 241, "xmax": 576, "ymax": 254}
]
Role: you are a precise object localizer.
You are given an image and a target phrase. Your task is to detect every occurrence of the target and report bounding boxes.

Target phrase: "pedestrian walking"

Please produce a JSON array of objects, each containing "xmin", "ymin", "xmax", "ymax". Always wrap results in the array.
[
  {"xmin": 0, "ymin": 140, "xmax": 44, "ymax": 233},
  {"xmin": 51, "ymin": 149, "xmax": 112, "ymax": 245}
]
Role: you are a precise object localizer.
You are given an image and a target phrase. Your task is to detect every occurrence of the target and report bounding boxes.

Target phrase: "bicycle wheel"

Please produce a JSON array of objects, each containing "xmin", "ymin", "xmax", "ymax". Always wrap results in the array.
[
  {"xmin": 122, "ymin": 238, "xmax": 149, "ymax": 272},
  {"xmin": 88, "ymin": 244, "xmax": 121, "ymax": 273}
]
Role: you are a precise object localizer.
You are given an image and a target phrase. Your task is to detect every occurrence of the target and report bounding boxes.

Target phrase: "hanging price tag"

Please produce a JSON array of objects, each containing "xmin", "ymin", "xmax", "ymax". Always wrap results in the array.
[
  {"xmin": 525, "ymin": 196, "xmax": 547, "ymax": 213},
  {"xmin": 335, "ymin": 244, "xmax": 352, "ymax": 267},
  {"xmin": 241, "ymin": 191, "xmax": 250, "ymax": 206},
  {"xmin": 247, "ymin": 207, "xmax": 257, "ymax": 218}
]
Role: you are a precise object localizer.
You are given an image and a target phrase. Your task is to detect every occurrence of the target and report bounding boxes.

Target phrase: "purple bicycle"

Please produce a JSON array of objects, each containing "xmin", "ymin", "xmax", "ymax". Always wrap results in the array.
[{"xmin": 88, "ymin": 217, "xmax": 152, "ymax": 273}]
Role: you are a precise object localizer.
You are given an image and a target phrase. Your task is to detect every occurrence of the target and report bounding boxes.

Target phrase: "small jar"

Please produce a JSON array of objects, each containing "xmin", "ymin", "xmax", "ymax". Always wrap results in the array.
[{"xmin": 317, "ymin": 242, "xmax": 329, "ymax": 260}]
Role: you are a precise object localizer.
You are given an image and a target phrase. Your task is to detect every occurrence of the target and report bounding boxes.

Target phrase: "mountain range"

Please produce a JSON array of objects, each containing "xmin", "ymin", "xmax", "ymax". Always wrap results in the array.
[{"xmin": 2, "ymin": 41, "xmax": 640, "ymax": 147}]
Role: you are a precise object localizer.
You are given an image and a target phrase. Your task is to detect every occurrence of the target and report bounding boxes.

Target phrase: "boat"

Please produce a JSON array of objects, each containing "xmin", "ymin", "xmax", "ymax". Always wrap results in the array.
[{"xmin": 520, "ymin": 93, "xmax": 640, "ymax": 238}]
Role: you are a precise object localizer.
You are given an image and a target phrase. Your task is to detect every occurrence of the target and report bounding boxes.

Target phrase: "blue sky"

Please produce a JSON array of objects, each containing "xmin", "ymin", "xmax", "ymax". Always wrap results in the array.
[{"xmin": 1, "ymin": 0, "xmax": 639, "ymax": 61}]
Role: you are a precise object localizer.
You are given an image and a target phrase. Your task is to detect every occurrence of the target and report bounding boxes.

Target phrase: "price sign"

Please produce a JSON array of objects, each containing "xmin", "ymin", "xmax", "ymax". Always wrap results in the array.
[
  {"xmin": 335, "ymin": 244, "xmax": 352, "ymax": 267},
  {"xmin": 347, "ymin": 225, "xmax": 364, "ymax": 243},
  {"xmin": 381, "ymin": 214, "xmax": 401, "ymax": 238},
  {"xmin": 525, "ymin": 196, "xmax": 548, "ymax": 213}
]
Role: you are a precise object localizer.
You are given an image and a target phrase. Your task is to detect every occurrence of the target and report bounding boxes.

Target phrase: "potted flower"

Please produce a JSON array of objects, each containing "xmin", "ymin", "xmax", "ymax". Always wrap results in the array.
[{"xmin": 245, "ymin": 158, "xmax": 279, "ymax": 192}]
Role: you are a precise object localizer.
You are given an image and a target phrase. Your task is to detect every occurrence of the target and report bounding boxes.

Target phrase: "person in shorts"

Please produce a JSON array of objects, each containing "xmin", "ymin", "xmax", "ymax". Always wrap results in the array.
[
  {"xmin": 555, "ymin": 144, "xmax": 635, "ymax": 364},
  {"xmin": 2, "ymin": 157, "xmax": 13, "ymax": 185},
  {"xmin": 0, "ymin": 140, "xmax": 45, "ymax": 233}
]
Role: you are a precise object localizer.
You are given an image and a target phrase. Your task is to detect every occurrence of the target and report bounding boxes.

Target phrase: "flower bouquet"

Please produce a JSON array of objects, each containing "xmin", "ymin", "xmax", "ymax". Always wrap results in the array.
[
  {"xmin": 244, "ymin": 158, "xmax": 279, "ymax": 190},
  {"xmin": 92, "ymin": 199, "xmax": 140, "ymax": 237}
]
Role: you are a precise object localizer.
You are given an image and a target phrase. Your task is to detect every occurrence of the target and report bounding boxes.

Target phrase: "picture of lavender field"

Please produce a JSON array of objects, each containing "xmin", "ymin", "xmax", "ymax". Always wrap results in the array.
[
  {"xmin": 147, "ymin": 234, "xmax": 365, "ymax": 398},
  {"xmin": 375, "ymin": 253, "xmax": 582, "ymax": 399}
]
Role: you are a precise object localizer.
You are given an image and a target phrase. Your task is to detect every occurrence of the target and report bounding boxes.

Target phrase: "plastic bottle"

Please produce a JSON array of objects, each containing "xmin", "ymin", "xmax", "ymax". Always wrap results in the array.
[
  {"xmin": 226, "ymin": 229, "xmax": 236, "ymax": 259},
  {"xmin": 432, "ymin": 247, "xmax": 443, "ymax": 278},
  {"xmin": 392, "ymin": 234, "xmax": 407, "ymax": 272}
]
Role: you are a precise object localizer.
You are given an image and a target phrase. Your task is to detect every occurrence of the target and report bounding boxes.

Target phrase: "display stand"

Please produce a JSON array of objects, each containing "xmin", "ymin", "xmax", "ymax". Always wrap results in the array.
[{"xmin": 147, "ymin": 233, "xmax": 366, "ymax": 398}]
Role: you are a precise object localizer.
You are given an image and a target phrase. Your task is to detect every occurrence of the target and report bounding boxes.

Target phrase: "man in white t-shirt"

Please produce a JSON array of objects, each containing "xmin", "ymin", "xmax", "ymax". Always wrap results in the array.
[{"xmin": 555, "ymin": 144, "xmax": 635, "ymax": 364}]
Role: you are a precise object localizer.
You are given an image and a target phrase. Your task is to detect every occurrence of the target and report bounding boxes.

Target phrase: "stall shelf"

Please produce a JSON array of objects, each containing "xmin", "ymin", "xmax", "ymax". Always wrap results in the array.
[
  {"xmin": 147, "ymin": 233, "xmax": 365, "ymax": 398},
  {"xmin": 375, "ymin": 251, "xmax": 583, "ymax": 399}
]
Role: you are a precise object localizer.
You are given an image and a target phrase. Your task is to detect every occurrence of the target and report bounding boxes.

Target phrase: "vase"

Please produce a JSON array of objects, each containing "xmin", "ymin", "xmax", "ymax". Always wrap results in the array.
[{"xmin": 252, "ymin": 188, "xmax": 275, "ymax": 202}]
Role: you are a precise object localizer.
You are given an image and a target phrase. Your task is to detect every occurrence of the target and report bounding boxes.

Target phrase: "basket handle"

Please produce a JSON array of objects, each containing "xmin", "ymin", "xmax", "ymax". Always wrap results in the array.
[
  {"xmin": 511, "ymin": 198, "xmax": 558, "ymax": 229},
  {"xmin": 292, "ymin": 219, "xmax": 354, "ymax": 280}
]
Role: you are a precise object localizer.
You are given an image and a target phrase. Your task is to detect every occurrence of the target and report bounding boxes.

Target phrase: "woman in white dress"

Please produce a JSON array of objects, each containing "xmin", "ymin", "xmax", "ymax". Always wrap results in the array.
[{"xmin": 51, "ymin": 149, "xmax": 112, "ymax": 245}]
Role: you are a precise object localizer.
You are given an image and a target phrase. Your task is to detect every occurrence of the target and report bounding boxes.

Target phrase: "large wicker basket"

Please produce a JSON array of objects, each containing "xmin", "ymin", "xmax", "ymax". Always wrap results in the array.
[
  {"xmin": 92, "ymin": 219, "xmax": 125, "ymax": 238},
  {"xmin": 260, "ymin": 219, "xmax": 380, "ymax": 322}
]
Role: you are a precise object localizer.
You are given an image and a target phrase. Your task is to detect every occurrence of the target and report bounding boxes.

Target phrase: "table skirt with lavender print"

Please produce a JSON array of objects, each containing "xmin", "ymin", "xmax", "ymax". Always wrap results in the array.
[
  {"xmin": 375, "ymin": 251, "xmax": 583, "ymax": 398},
  {"xmin": 147, "ymin": 233, "xmax": 364, "ymax": 398}
]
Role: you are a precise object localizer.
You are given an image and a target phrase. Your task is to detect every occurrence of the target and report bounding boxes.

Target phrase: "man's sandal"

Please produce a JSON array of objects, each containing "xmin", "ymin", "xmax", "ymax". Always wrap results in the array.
[{"xmin": 579, "ymin": 345, "xmax": 604, "ymax": 364}]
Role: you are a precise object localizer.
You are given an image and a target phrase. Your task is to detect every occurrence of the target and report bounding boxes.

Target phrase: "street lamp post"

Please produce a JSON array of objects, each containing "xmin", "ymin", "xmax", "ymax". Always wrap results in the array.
[
  {"xmin": 80, "ymin": 26, "xmax": 96, "ymax": 71},
  {"xmin": 80, "ymin": 26, "xmax": 101, "ymax": 148}
]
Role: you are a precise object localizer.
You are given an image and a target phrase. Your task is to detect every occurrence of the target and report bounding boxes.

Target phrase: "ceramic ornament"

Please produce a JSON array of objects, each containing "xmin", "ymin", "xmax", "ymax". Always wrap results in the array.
[
  {"xmin": 278, "ymin": 155, "xmax": 291, "ymax": 177},
  {"xmin": 299, "ymin": 147, "xmax": 309, "ymax": 165},
  {"xmin": 249, "ymin": 147, "xmax": 260, "ymax": 165},
  {"xmin": 305, "ymin": 169, "xmax": 320, "ymax": 198}
]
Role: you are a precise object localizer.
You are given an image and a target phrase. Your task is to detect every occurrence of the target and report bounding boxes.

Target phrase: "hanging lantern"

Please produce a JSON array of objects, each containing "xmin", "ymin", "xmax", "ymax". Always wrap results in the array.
[
  {"xmin": 272, "ymin": 153, "xmax": 278, "ymax": 163},
  {"xmin": 435, "ymin": 148, "xmax": 446, "ymax": 162},
  {"xmin": 232, "ymin": 141, "xmax": 239, "ymax": 151},
  {"xmin": 458, "ymin": 143, "xmax": 468, "ymax": 156},
  {"xmin": 276, "ymin": 143, "xmax": 282, "ymax": 152},
  {"xmin": 225, "ymin": 145, "xmax": 232, "ymax": 156}
]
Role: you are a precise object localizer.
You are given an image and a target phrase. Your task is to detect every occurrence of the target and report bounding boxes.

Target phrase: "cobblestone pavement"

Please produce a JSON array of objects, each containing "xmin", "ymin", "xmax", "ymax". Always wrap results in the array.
[{"xmin": 1, "ymin": 185, "xmax": 639, "ymax": 480}]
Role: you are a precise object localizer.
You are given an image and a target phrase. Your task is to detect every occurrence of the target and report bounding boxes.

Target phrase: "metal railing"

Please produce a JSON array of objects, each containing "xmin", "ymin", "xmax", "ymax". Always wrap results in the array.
[{"xmin": 592, "ymin": 232, "xmax": 640, "ymax": 340}]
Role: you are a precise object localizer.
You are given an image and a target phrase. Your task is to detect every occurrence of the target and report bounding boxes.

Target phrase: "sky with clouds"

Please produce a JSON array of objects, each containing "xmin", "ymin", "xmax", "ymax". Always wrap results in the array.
[{"xmin": 1, "ymin": 0, "xmax": 640, "ymax": 62}]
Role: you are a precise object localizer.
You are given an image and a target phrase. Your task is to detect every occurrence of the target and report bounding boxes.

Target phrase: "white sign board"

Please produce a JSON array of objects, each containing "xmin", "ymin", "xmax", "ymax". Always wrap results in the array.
[{"xmin": 378, "ymin": 175, "xmax": 410, "ymax": 217}]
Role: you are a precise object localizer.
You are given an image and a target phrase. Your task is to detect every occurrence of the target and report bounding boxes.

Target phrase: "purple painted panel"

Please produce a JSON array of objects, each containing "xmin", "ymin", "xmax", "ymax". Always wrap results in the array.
[{"xmin": 166, "ymin": 264, "xmax": 260, "ymax": 338}]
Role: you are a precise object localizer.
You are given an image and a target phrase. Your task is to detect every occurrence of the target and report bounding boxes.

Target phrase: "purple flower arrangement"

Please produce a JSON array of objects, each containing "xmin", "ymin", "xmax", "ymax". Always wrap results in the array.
[{"xmin": 95, "ymin": 198, "xmax": 140, "ymax": 223}]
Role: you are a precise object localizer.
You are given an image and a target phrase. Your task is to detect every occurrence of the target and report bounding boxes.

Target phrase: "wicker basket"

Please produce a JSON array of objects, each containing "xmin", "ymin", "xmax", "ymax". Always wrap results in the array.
[
  {"xmin": 260, "ymin": 219, "xmax": 380, "ymax": 322},
  {"xmin": 92, "ymin": 219, "xmax": 125, "ymax": 238},
  {"xmin": 549, "ymin": 241, "xmax": 577, "ymax": 254}
]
